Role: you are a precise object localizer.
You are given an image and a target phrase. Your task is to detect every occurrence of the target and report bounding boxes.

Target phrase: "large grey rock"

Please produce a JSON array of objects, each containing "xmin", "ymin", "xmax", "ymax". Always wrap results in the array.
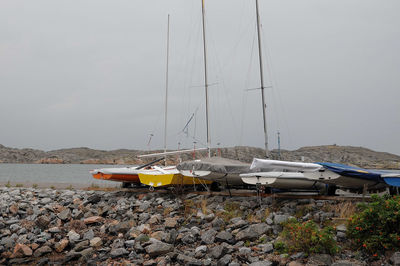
[
  {"xmin": 110, "ymin": 248, "xmax": 129, "ymax": 258},
  {"xmin": 201, "ymin": 228, "xmax": 218, "ymax": 244},
  {"xmin": 87, "ymin": 194, "xmax": 101, "ymax": 204},
  {"xmin": 74, "ymin": 240, "xmax": 89, "ymax": 252},
  {"xmin": 212, "ymin": 217, "xmax": 226, "ymax": 229},
  {"xmin": 33, "ymin": 246, "xmax": 52, "ymax": 257},
  {"xmin": 145, "ymin": 242, "xmax": 174, "ymax": 257},
  {"xmin": 228, "ymin": 218, "xmax": 248, "ymax": 230},
  {"xmin": 235, "ymin": 223, "xmax": 271, "ymax": 241},
  {"xmin": 90, "ymin": 237, "xmax": 102, "ymax": 247},
  {"xmin": 210, "ymin": 245, "xmax": 228, "ymax": 259},
  {"xmin": 57, "ymin": 208, "xmax": 71, "ymax": 221},
  {"xmin": 238, "ymin": 247, "xmax": 251, "ymax": 256},
  {"xmin": 182, "ymin": 232, "xmax": 196, "ymax": 244},
  {"xmin": 1, "ymin": 236, "xmax": 15, "ymax": 249},
  {"xmin": 308, "ymin": 254, "xmax": 333, "ymax": 266},
  {"xmin": 36, "ymin": 215, "xmax": 50, "ymax": 229},
  {"xmin": 40, "ymin": 198, "xmax": 52, "ymax": 204},
  {"xmin": 331, "ymin": 261, "xmax": 357, "ymax": 266},
  {"xmin": 336, "ymin": 224, "xmax": 347, "ymax": 232},
  {"xmin": 195, "ymin": 245, "xmax": 207, "ymax": 258},
  {"xmin": 68, "ymin": 230, "xmax": 80, "ymax": 242},
  {"xmin": 108, "ymin": 221, "xmax": 132, "ymax": 234},
  {"xmin": 215, "ymin": 231, "xmax": 235, "ymax": 244},
  {"xmin": 217, "ymin": 254, "xmax": 232, "ymax": 266},
  {"xmin": 249, "ymin": 261, "xmax": 273, "ymax": 266},
  {"xmin": 258, "ymin": 243, "xmax": 273, "ymax": 253},
  {"xmin": 80, "ymin": 247, "xmax": 94, "ymax": 260},
  {"xmin": 391, "ymin": 252, "xmax": 400, "ymax": 266},
  {"xmin": 176, "ymin": 254, "xmax": 202, "ymax": 266},
  {"xmin": 273, "ymin": 214, "xmax": 290, "ymax": 224},
  {"xmin": 83, "ymin": 229, "xmax": 94, "ymax": 240}
]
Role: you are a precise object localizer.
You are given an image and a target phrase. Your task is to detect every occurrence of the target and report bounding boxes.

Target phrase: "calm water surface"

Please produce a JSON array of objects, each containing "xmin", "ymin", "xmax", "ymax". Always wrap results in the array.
[{"xmin": 0, "ymin": 163, "xmax": 133, "ymax": 187}]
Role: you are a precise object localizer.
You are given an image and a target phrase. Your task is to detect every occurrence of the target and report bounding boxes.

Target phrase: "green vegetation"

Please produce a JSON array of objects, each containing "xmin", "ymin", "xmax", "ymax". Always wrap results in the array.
[
  {"xmin": 32, "ymin": 183, "xmax": 38, "ymax": 189},
  {"xmin": 347, "ymin": 195, "xmax": 400, "ymax": 258},
  {"xmin": 5, "ymin": 181, "xmax": 11, "ymax": 188},
  {"xmin": 216, "ymin": 201, "xmax": 243, "ymax": 223},
  {"xmin": 15, "ymin": 183, "xmax": 23, "ymax": 187},
  {"xmin": 276, "ymin": 218, "xmax": 339, "ymax": 256}
]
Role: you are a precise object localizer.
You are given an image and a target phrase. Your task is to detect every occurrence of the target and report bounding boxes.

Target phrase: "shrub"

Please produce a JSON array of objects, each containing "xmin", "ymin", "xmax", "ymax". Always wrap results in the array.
[
  {"xmin": 5, "ymin": 181, "xmax": 11, "ymax": 188},
  {"xmin": 15, "ymin": 183, "xmax": 23, "ymax": 187},
  {"xmin": 278, "ymin": 218, "xmax": 339, "ymax": 255},
  {"xmin": 347, "ymin": 195, "xmax": 400, "ymax": 257},
  {"xmin": 32, "ymin": 183, "xmax": 38, "ymax": 189}
]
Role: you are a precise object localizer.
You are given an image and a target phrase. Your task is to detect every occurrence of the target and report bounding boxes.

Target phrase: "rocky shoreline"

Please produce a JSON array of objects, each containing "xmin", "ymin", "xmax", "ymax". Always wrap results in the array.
[
  {"xmin": 1, "ymin": 144, "xmax": 400, "ymax": 169},
  {"xmin": 1, "ymin": 187, "xmax": 399, "ymax": 265}
]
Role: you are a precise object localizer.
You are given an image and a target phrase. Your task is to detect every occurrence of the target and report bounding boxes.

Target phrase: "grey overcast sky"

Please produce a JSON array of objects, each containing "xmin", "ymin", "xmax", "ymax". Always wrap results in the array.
[{"xmin": 0, "ymin": 0, "xmax": 399, "ymax": 155}]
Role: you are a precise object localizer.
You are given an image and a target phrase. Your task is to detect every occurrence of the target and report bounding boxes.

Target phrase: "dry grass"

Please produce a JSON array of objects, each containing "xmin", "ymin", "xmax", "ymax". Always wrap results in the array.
[
  {"xmin": 246, "ymin": 213, "xmax": 261, "ymax": 223},
  {"xmin": 163, "ymin": 207, "xmax": 173, "ymax": 216},
  {"xmin": 264, "ymin": 208, "xmax": 271, "ymax": 218},
  {"xmin": 183, "ymin": 199, "xmax": 195, "ymax": 218},
  {"xmin": 337, "ymin": 201, "xmax": 357, "ymax": 219},
  {"xmin": 200, "ymin": 199, "xmax": 208, "ymax": 215}
]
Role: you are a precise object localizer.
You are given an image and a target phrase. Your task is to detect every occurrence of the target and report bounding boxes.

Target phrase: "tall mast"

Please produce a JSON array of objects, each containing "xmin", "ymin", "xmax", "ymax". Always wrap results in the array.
[
  {"xmin": 201, "ymin": 0, "xmax": 211, "ymax": 158},
  {"xmin": 163, "ymin": 14, "xmax": 170, "ymax": 165},
  {"xmin": 255, "ymin": 0, "xmax": 269, "ymax": 158}
]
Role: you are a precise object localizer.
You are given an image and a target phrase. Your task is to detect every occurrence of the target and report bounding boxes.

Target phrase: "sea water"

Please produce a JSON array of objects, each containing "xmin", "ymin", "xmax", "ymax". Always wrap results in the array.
[{"xmin": 0, "ymin": 163, "xmax": 131, "ymax": 187}]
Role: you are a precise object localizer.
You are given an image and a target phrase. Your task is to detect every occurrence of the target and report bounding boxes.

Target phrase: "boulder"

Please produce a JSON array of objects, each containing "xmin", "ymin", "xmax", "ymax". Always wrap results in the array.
[
  {"xmin": 84, "ymin": 216, "xmax": 103, "ymax": 225},
  {"xmin": 90, "ymin": 237, "xmax": 103, "ymax": 248},
  {"xmin": 201, "ymin": 228, "xmax": 218, "ymax": 244},
  {"xmin": 210, "ymin": 245, "xmax": 228, "ymax": 259},
  {"xmin": 217, "ymin": 254, "xmax": 232, "ymax": 266},
  {"xmin": 391, "ymin": 252, "xmax": 400, "ymax": 266},
  {"xmin": 11, "ymin": 243, "xmax": 32, "ymax": 258},
  {"xmin": 55, "ymin": 239, "xmax": 69, "ymax": 253},
  {"xmin": 110, "ymin": 248, "xmax": 129, "ymax": 258},
  {"xmin": 235, "ymin": 224, "xmax": 271, "ymax": 241},
  {"xmin": 215, "ymin": 231, "xmax": 235, "ymax": 244},
  {"xmin": 145, "ymin": 242, "xmax": 174, "ymax": 257},
  {"xmin": 33, "ymin": 246, "xmax": 52, "ymax": 257}
]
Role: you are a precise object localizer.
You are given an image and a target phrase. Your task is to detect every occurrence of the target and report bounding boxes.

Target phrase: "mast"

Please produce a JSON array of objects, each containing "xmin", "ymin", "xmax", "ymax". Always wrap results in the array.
[
  {"xmin": 163, "ymin": 14, "xmax": 170, "ymax": 165},
  {"xmin": 255, "ymin": 0, "xmax": 269, "ymax": 158},
  {"xmin": 201, "ymin": 0, "xmax": 211, "ymax": 158}
]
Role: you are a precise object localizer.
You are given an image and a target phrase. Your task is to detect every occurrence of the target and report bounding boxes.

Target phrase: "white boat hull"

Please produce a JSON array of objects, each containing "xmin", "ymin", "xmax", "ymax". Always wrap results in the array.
[
  {"xmin": 240, "ymin": 172, "xmax": 324, "ymax": 189},
  {"xmin": 179, "ymin": 170, "xmax": 244, "ymax": 186},
  {"xmin": 304, "ymin": 170, "xmax": 386, "ymax": 189}
]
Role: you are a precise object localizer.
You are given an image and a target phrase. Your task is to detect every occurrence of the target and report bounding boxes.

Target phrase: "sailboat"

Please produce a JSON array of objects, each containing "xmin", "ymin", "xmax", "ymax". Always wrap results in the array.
[
  {"xmin": 239, "ymin": 1, "xmax": 400, "ymax": 193},
  {"xmin": 178, "ymin": 0, "xmax": 320, "ymax": 190},
  {"xmin": 137, "ymin": 14, "xmax": 211, "ymax": 189}
]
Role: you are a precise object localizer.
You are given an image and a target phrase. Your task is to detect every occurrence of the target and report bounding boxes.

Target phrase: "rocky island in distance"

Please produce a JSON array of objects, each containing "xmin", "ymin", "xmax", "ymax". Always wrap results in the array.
[{"xmin": 0, "ymin": 144, "xmax": 399, "ymax": 169}]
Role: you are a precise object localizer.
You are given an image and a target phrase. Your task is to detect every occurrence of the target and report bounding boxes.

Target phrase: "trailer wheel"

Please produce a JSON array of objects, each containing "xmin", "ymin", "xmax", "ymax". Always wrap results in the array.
[
  {"xmin": 210, "ymin": 182, "xmax": 221, "ymax": 192},
  {"xmin": 122, "ymin": 182, "xmax": 131, "ymax": 188},
  {"xmin": 264, "ymin": 187, "xmax": 272, "ymax": 194},
  {"xmin": 327, "ymin": 184, "xmax": 337, "ymax": 196}
]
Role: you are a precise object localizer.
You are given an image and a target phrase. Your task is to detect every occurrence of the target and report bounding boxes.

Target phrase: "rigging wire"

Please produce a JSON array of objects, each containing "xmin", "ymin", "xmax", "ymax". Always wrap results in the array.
[
  {"xmin": 240, "ymin": 20, "xmax": 258, "ymax": 146},
  {"xmin": 205, "ymin": 15, "xmax": 242, "ymax": 145},
  {"xmin": 260, "ymin": 25, "xmax": 294, "ymax": 149}
]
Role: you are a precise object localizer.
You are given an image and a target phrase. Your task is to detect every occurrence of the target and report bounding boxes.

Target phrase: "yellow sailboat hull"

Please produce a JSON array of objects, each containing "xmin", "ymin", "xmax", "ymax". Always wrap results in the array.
[{"xmin": 138, "ymin": 173, "xmax": 212, "ymax": 187}]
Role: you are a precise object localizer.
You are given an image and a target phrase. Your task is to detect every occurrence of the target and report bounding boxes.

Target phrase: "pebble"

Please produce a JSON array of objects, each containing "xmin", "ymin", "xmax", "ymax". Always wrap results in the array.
[{"xmin": 0, "ymin": 187, "xmax": 372, "ymax": 265}]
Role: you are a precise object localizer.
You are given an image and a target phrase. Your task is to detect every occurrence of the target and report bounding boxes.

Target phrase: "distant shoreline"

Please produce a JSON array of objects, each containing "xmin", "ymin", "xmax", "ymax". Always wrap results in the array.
[
  {"xmin": 1, "ymin": 144, "xmax": 400, "ymax": 169},
  {"xmin": 0, "ymin": 180, "xmax": 118, "ymax": 190}
]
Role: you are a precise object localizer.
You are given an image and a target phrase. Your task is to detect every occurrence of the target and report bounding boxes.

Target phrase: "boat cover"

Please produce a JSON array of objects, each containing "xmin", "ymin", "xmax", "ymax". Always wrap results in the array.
[
  {"xmin": 177, "ymin": 157, "xmax": 251, "ymax": 174},
  {"xmin": 250, "ymin": 158, "xmax": 322, "ymax": 172},
  {"xmin": 316, "ymin": 162, "xmax": 385, "ymax": 183}
]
